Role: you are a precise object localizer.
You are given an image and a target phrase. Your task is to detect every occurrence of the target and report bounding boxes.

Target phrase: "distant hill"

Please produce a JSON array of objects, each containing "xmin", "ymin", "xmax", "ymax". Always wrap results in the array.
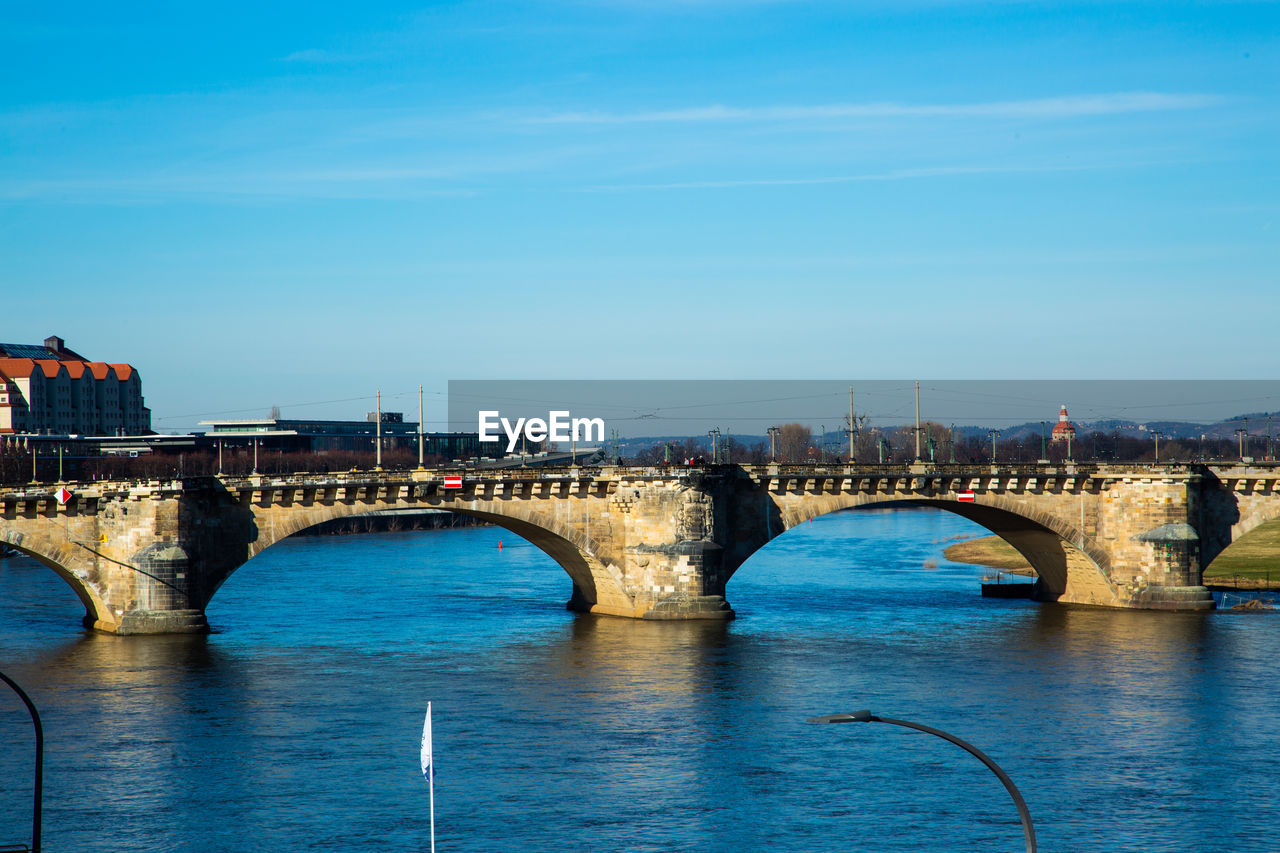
[
  {"xmin": 616, "ymin": 410, "xmax": 1280, "ymax": 452},
  {"xmin": 966, "ymin": 412, "xmax": 1278, "ymax": 442}
]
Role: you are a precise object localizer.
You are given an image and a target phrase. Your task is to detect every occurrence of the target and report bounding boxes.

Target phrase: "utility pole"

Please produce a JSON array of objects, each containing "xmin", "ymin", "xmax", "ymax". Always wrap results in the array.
[
  {"xmin": 988, "ymin": 429, "xmax": 1001, "ymax": 465},
  {"xmin": 708, "ymin": 427, "xmax": 720, "ymax": 464},
  {"xmin": 849, "ymin": 385, "xmax": 855, "ymax": 461},
  {"xmin": 820, "ymin": 425, "xmax": 825, "ymax": 463},
  {"xmin": 914, "ymin": 380, "xmax": 921, "ymax": 462},
  {"xmin": 417, "ymin": 385, "xmax": 424, "ymax": 469},
  {"xmin": 1039, "ymin": 421, "xmax": 1047, "ymax": 463},
  {"xmin": 949, "ymin": 423, "xmax": 957, "ymax": 463},
  {"xmin": 1152, "ymin": 430, "xmax": 1163, "ymax": 463},
  {"xmin": 375, "ymin": 389, "xmax": 383, "ymax": 470},
  {"xmin": 1236, "ymin": 427, "xmax": 1250, "ymax": 461},
  {"xmin": 767, "ymin": 426, "xmax": 780, "ymax": 462}
]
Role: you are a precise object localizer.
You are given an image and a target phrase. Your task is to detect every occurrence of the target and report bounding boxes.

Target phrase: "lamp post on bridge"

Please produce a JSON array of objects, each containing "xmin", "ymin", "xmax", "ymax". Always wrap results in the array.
[
  {"xmin": 807, "ymin": 710, "xmax": 1036, "ymax": 853},
  {"xmin": 1236, "ymin": 427, "xmax": 1250, "ymax": 462},
  {"xmin": 987, "ymin": 430, "xmax": 1001, "ymax": 465},
  {"xmin": 1151, "ymin": 430, "xmax": 1164, "ymax": 464},
  {"xmin": 0, "ymin": 670, "xmax": 43, "ymax": 853},
  {"xmin": 767, "ymin": 426, "xmax": 780, "ymax": 462}
]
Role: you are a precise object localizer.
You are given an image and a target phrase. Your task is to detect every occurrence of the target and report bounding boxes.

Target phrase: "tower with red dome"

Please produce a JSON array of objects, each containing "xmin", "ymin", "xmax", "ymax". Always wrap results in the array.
[{"xmin": 1051, "ymin": 405, "xmax": 1076, "ymax": 443}]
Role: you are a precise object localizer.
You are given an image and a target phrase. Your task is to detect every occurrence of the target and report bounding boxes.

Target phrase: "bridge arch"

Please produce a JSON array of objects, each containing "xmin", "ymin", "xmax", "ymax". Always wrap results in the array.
[
  {"xmin": 750, "ymin": 492, "xmax": 1116, "ymax": 602},
  {"xmin": 0, "ymin": 525, "xmax": 109, "ymax": 629},
  {"xmin": 215, "ymin": 500, "xmax": 639, "ymax": 619}
]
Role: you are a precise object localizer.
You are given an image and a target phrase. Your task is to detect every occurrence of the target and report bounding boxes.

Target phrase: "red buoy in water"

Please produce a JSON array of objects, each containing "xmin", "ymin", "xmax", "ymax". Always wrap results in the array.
[{"xmin": 498, "ymin": 540, "xmax": 503, "ymax": 550}]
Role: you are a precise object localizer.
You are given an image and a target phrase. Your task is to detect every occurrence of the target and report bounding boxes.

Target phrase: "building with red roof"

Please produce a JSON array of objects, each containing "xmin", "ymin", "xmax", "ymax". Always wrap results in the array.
[
  {"xmin": 0, "ymin": 336, "xmax": 150, "ymax": 435},
  {"xmin": 1051, "ymin": 405, "xmax": 1076, "ymax": 443}
]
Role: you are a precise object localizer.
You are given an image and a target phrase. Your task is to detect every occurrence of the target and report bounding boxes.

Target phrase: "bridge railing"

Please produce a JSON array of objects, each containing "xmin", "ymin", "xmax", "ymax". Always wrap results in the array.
[{"xmin": 4, "ymin": 461, "xmax": 1278, "ymax": 497}]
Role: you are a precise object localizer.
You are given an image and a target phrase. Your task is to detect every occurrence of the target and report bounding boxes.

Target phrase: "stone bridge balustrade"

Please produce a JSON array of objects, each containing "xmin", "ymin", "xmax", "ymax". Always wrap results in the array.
[{"xmin": 4, "ymin": 463, "xmax": 1280, "ymax": 634}]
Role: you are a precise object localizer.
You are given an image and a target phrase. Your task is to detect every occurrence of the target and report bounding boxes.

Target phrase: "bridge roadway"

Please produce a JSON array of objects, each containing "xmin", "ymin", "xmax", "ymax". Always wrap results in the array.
[{"xmin": 3, "ymin": 462, "xmax": 1279, "ymax": 633}]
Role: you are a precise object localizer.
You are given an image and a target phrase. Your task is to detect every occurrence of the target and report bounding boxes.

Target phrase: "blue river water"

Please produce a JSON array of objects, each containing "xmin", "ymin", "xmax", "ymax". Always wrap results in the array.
[{"xmin": 2, "ymin": 507, "xmax": 1279, "ymax": 852}]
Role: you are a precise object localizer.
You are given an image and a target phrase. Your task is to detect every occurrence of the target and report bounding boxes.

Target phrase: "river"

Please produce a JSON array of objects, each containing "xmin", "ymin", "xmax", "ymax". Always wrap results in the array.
[{"xmin": 2, "ymin": 507, "xmax": 1278, "ymax": 852}]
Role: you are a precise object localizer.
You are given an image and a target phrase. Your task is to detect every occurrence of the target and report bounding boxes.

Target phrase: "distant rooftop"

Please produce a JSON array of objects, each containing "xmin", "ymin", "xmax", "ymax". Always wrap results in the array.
[{"xmin": 0, "ymin": 335, "xmax": 88, "ymax": 361}]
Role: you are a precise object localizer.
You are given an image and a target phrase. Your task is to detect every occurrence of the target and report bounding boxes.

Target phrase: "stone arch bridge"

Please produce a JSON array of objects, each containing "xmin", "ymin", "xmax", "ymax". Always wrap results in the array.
[{"xmin": 3, "ymin": 463, "xmax": 1277, "ymax": 634}]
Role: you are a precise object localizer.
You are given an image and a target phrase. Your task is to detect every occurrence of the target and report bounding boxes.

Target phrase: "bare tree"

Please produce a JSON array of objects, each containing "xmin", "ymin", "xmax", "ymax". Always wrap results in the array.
[{"xmin": 777, "ymin": 423, "xmax": 814, "ymax": 463}]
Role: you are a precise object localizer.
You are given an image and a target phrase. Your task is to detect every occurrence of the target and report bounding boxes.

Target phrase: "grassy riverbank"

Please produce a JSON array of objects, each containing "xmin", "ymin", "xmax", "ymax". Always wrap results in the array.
[
  {"xmin": 943, "ymin": 537, "xmax": 1034, "ymax": 575},
  {"xmin": 1202, "ymin": 518, "xmax": 1280, "ymax": 589},
  {"xmin": 944, "ymin": 518, "xmax": 1280, "ymax": 590}
]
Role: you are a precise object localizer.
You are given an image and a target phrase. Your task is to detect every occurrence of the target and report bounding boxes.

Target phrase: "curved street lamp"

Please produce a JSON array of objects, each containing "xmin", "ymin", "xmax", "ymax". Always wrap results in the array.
[
  {"xmin": 0, "ymin": 670, "xmax": 43, "ymax": 853},
  {"xmin": 808, "ymin": 710, "xmax": 1035, "ymax": 853}
]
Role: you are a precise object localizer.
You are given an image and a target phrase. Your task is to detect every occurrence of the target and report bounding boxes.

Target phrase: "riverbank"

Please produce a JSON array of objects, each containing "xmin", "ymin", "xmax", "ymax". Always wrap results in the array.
[
  {"xmin": 944, "ymin": 530, "xmax": 1280, "ymax": 591},
  {"xmin": 942, "ymin": 536, "xmax": 1035, "ymax": 575}
]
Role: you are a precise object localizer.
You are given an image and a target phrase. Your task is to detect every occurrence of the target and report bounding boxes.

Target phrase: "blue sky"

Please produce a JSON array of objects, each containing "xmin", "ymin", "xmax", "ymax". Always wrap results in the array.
[{"xmin": 2, "ymin": 1, "xmax": 1277, "ymax": 432}]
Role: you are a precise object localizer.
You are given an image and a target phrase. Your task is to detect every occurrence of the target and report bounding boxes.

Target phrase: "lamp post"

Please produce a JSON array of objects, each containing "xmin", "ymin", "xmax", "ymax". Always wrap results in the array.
[
  {"xmin": 0, "ymin": 670, "xmax": 43, "ymax": 853},
  {"xmin": 1151, "ymin": 430, "xmax": 1163, "ymax": 464},
  {"xmin": 808, "ymin": 710, "xmax": 1035, "ymax": 853},
  {"xmin": 987, "ymin": 430, "xmax": 1001, "ymax": 465},
  {"xmin": 375, "ymin": 389, "xmax": 383, "ymax": 471}
]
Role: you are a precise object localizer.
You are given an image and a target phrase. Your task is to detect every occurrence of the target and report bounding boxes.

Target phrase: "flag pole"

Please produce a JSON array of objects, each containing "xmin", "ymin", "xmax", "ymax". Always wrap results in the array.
[
  {"xmin": 430, "ymin": 702, "xmax": 436, "ymax": 853},
  {"xmin": 430, "ymin": 732, "xmax": 436, "ymax": 853},
  {"xmin": 422, "ymin": 701, "xmax": 435, "ymax": 853}
]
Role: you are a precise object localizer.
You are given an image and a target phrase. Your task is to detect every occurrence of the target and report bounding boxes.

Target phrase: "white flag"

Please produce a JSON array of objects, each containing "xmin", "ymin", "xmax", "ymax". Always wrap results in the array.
[{"xmin": 421, "ymin": 702, "xmax": 433, "ymax": 780}]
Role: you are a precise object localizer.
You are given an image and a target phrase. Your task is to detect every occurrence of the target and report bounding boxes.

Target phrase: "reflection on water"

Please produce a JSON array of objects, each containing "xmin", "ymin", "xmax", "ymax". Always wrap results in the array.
[{"xmin": 2, "ymin": 510, "xmax": 1279, "ymax": 852}]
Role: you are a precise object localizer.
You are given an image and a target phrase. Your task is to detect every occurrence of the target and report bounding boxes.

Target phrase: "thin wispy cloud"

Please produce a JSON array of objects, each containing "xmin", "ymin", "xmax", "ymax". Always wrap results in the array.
[
  {"xmin": 533, "ymin": 92, "xmax": 1226, "ymax": 125},
  {"xmin": 578, "ymin": 158, "xmax": 1200, "ymax": 192}
]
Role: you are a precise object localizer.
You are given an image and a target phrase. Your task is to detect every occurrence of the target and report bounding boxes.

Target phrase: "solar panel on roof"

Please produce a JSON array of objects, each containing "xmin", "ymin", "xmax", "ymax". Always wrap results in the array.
[{"xmin": 0, "ymin": 343, "xmax": 57, "ymax": 358}]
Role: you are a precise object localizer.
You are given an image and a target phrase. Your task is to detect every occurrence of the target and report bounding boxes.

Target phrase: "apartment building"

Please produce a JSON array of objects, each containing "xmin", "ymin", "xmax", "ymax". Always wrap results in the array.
[{"xmin": 0, "ymin": 335, "xmax": 151, "ymax": 435}]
